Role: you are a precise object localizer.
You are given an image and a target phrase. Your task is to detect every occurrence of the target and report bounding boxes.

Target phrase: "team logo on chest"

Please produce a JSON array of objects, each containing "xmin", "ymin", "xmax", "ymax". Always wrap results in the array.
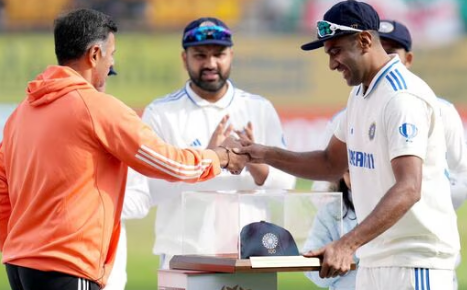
[
  {"xmin": 399, "ymin": 123, "xmax": 418, "ymax": 142},
  {"xmin": 368, "ymin": 122, "xmax": 376, "ymax": 141}
]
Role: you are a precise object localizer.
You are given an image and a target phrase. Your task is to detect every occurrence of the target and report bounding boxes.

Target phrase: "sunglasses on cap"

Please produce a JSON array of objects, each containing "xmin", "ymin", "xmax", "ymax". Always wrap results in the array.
[
  {"xmin": 317, "ymin": 20, "xmax": 362, "ymax": 38},
  {"xmin": 183, "ymin": 25, "xmax": 232, "ymax": 44}
]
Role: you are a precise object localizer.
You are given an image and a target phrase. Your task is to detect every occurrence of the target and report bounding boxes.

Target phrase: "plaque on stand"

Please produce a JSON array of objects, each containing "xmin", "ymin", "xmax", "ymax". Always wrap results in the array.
[{"xmin": 169, "ymin": 255, "xmax": 324, "ymax": 273}]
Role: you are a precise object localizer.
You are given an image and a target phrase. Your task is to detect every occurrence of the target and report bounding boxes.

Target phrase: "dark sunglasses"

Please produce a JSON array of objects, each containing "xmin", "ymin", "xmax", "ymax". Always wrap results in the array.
[{"xmin": 183, "ymin": 25, "xmax": 231, "ymax": 44}]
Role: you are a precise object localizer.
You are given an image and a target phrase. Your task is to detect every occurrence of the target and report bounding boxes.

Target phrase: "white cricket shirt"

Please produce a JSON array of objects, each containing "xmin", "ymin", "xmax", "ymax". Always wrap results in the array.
[
  {"xmin": 143, "ymin": 80, "xmax": 296, "ymax": 255},
  {"xmin": 335, "ymin": 56, "xmax": 460, "ymax": 269}
]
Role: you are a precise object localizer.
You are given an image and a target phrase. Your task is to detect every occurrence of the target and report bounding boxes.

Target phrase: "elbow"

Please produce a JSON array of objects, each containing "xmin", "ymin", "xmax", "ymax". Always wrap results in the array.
[
  {"xmin": 413, "ymin": 191, "xmax": 421, "ymax": 203},
  {"xmin": 406, "ymin": 183, "xmax": 421, "ymax": 204}
]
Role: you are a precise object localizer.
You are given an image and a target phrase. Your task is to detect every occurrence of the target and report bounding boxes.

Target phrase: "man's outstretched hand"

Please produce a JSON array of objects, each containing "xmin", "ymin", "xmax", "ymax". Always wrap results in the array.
[
  {"xmin": 231, "ymin": 140, "xmax": 268, "ymax": 164},
  {"xmin": 215, "ymin": 137, "xmax": 250, "ymax": 175}
]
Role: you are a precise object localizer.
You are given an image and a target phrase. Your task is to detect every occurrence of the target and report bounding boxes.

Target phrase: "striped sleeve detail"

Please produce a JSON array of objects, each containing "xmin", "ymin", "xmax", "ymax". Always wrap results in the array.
[
  {"xmin": 394, "ymin": 69, "xmax": 407, "ymax": 89},
  {"xmin": 135, "ymin": 145, "xmax": 213, "ymax": 180},
  {"xmin": 385, "ymin": 68, "xmax": 408, "ymax": 92}
]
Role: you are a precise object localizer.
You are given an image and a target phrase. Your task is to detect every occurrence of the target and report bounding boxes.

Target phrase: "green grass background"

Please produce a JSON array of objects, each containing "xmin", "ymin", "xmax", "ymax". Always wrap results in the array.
[{"xmin": 1, "ymin": 33, "xmax": 467, "ymax": 289}]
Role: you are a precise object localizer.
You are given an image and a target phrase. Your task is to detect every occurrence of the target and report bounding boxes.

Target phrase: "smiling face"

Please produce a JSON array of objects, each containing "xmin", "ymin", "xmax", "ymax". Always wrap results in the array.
[
  {"xmin": 323, "ymin": 33, "xmax": 366, "ymax": 87},
  {"xmin": 182, "ymin": 44, "xmax": 232, "ymax": 101}
]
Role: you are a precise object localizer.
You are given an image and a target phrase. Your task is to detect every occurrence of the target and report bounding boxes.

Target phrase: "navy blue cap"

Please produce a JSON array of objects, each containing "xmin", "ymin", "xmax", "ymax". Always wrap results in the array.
[
  {"xmin": 378, "ymin": 20, "xmax": 412, "ymax": 52},
  {"xmin": 301, "ymin": 0, "xmax": 380, "ymax": 51},
  {"xmin": 182, "ymin": 17, "xmax": 233, "ymax": 49},
  {"xmin": 240, "ymin": 221, "xmax": 299, "ymax": 259}
]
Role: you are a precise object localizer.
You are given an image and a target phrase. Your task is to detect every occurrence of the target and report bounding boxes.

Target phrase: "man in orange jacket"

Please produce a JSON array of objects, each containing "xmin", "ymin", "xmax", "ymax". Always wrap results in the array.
[{"xmin": 0, "ymin": 8, "xmax": 246, "ymax": 290}]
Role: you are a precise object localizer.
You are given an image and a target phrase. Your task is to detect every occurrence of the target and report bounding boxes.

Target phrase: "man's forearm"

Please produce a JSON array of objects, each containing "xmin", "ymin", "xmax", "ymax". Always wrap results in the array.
[{"xmin": 264, "ymin": 147, "xmax": 346, "ymax": 181}]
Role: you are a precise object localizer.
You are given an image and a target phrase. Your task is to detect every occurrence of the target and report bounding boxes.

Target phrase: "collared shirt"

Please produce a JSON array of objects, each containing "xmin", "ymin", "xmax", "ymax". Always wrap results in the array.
[{"xmin": 335, "ymin": 56, "xmax": 460, "ymax": 269}]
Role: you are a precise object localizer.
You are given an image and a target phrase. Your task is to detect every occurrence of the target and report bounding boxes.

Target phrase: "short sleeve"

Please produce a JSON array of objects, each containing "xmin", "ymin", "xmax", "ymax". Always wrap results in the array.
[
  {"xmin": 384, "ymin": 93, "xmax": 432, "ymax": 161},
  {"xmin": 334, "ymin": 109, "xmax": 348, "ymax": 144}
]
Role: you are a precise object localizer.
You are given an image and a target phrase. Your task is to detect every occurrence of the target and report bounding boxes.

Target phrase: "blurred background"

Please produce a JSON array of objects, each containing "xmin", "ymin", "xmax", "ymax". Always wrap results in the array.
[{"xmin": 1, "ymin": 0, "xmax": 467, "ymax": 289}]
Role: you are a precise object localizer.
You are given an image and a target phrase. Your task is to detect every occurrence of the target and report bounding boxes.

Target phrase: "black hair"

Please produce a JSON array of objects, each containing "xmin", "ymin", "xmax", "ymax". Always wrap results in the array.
[
  {"xmin": 54, "ymin": 8, "xmax": 118, "ymax": 65},
  {"xmin": 338, "ymin": 178, "xmax": 355, "ymax": 219}
]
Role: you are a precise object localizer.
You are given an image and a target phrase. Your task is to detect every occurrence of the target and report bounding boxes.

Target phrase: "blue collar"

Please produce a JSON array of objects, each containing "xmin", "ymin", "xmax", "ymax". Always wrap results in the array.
[{"xmin": 357, "ymin": 55, "xmax": 401, "ymax": 98}]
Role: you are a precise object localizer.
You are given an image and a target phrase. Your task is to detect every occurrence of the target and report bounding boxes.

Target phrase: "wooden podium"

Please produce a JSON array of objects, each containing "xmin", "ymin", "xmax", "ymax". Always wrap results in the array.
[{"xmin": 158, "ymin": 255, "xmax": 354, "ymax": 290}]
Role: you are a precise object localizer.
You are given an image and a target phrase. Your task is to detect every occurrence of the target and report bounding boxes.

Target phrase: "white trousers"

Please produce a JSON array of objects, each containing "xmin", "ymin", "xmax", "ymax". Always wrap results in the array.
[{"xmin": 356, "ymin": 266, "xmax": 453, "ymax": 290}]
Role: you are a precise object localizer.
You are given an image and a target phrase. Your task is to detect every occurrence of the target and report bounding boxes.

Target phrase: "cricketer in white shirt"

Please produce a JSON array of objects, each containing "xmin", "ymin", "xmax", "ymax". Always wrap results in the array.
[
  {"xmin": 308, "ymin": 96, "xmax": 467, "ymax": 290},
  {"xmin": 334, "ymin": 55, "xmax": 460, "ymax": 270}
]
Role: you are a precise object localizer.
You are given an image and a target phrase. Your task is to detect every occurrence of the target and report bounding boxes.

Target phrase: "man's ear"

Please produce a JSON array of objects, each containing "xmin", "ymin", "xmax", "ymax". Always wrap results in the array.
[
  {"xmin": 86, "ymin": 44, "xmax": 101, "ymax": 67},
  {"xmin": 405, "ymin": 51, "xmax": 414, "ymax": 69},
  {"xmin": 359, "ymin": 31, "xmax": 373, "ymax": 52}
]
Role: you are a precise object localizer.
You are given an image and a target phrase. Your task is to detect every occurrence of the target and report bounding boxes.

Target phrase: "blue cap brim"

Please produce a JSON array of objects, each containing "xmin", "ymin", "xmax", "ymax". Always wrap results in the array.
[
  {"xmin": 183, "ymin": 39, "xmax": 233, "ymax": 49},
  {"xmin": 301, "ymin": 37, "xmax": 329, "ymax": 51}
]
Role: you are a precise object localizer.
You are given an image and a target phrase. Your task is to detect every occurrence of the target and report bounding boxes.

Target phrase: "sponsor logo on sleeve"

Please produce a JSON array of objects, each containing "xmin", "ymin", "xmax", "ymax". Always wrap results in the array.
[{"xmin": 399, "ymin": 123, "xmax": 418, "ymax": 142}]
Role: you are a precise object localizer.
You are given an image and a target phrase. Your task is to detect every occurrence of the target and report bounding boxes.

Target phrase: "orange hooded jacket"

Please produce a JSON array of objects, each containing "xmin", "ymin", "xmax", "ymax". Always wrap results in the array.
[{"xmin": 0, "ymin": 66, "xmax": 221, "ymax": 287}]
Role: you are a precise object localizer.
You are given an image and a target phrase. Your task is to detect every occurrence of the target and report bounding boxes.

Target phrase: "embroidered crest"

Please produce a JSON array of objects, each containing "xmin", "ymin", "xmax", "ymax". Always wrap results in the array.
[{"xmin": 262, "ymin": 233, "xmax": 278, "ymax": 254}]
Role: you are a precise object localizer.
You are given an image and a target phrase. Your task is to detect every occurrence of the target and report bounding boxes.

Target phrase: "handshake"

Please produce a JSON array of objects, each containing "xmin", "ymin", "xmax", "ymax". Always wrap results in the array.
[{"xmin": 213, "ymin": 136, "xmax": 264, "ymax": 175}]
